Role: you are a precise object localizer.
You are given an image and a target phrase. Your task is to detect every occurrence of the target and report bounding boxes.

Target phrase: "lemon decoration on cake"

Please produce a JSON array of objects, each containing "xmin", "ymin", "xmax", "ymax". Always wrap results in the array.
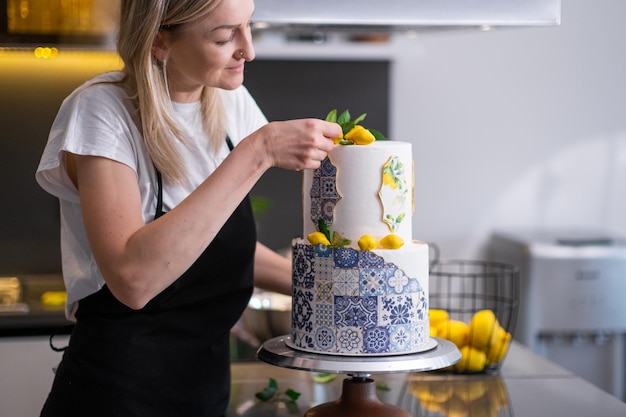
[
  {"xmin": 379, "ymin": 233, "xmax": 405, "ymax": 249},
  {"xmin": 307, "ymin": 231, "xmax": 330, "ymax": 246},
  {"xmin": 344, "ymin": 125, "xmax": 376, "ymax": 145},
  {"xmin": 357, "ymin": 234, "xmax": 379, "ymax": 251},
  {"xmin": 325, "ymin": 109, "xmax": 386, "ymax": 146}
]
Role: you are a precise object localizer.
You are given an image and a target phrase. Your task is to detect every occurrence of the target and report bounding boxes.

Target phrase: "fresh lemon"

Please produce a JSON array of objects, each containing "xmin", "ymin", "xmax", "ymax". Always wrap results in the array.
[
  {"xmin": 379, "ymin": 233, "xmax": 404, "ymax": 249},
  {"xmin": 438, "ymin": 320, "xmax": 469, "ymax": 349},
  {"xmin": 307, "ymin": 231, "xmax": 330, "ymax": 246},
  {"xmin": 332, "ymin": 133, "xmax": 344, "ymax": 144},
  {"xmin": 455, "ymin": 346, "xmax": 487, "ymax": 372},
  {"xmin": 429, "ymin": 309, "xmax": 450, "ymax": 327},
  {"xmin": 468, "ymin": 310, "xmax": 499, "ymax": 351},
  {"xmin": 357, "ymin": 234, "xmax": 379, "ymax": 251},
  {"xmin": 429, "ymin": 326, "xmax": 439, "ymax": 337},
  {"xmin": 486, "ymin": 329, "xmax": 511, "ymax": 365},
  {"xmin": 344, "ymin": 125, "xmax": 376, "ymax": 145}
]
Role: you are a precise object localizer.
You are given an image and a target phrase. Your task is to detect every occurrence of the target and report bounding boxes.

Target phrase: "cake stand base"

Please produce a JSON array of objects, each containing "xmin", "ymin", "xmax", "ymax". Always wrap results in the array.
[
  {"xmin": 304, "ymin": 377, "xmax": 410, "ymax": 417},
  {"xmin": 257, "ymin": 336, "xmax": 461, "ymax": 417}
]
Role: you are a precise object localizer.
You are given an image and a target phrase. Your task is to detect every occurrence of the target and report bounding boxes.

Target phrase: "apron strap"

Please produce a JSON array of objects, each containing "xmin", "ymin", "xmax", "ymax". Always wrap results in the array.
[{"xmin": 154, "ymin": 135, "xmax": 233, "ymax": 220}]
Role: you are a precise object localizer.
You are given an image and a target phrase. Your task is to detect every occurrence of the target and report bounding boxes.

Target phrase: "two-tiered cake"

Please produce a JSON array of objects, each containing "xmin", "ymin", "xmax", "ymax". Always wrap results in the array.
[{"xmin": 289, "ymin": 117, "xmax": 430, "ymax": 356}]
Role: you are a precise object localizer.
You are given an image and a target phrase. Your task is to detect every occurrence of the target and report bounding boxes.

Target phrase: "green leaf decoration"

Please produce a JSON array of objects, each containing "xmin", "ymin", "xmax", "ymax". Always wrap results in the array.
[
  {"xmin": 317, "ymin": 218, "xmax": 331, "ymax": 242},
  {"xmin": 325, "ymin": 109, "xmax": 338, "ymax": 123},
  {"xmin": 337, "ymin": 109, "xmax": 351, "ymax": 124},
  {"xmin": 324, "ymin": 109, "xmax": 388, "ymax": 142},
  {"xmin": 369, "ymin": 128, "xmax": 388, "ymax": 141},
  {"xmin": 352, "ymin": 113, "xmax": 367, "ymax": 125},
  {"xmin": 331, "ymin": 231, "xmax": 351, "ymax": 248}
]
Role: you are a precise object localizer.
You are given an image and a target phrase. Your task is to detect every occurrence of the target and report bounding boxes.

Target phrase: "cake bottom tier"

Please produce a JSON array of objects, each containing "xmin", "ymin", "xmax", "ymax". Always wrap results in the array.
[{"xmin": 291, "ymin": 240, "xmax": 430, "ymax": 356}]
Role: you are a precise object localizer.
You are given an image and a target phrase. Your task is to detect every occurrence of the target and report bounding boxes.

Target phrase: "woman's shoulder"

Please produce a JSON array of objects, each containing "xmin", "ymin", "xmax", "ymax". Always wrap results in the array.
[{"xmin": 63, "ymin": 71, "xmax": 129, "ymax": 108}]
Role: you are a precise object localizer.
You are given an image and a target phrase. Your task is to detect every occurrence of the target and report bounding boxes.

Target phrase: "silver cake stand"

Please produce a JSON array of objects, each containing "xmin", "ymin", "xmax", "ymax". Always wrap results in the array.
[{"xmin": 257, "ymin": 336, "xmax": 461, "ymax": 417}]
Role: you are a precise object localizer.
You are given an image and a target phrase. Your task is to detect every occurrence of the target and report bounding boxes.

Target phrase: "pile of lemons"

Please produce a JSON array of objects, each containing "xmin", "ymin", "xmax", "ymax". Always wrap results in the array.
[
  {"xmin": 429, "ymin": 309, "xmax": 512, "ymax": 372},
  {"xmin": 409, "ymin": 377, "xmax": 510, "ymax": 417}
]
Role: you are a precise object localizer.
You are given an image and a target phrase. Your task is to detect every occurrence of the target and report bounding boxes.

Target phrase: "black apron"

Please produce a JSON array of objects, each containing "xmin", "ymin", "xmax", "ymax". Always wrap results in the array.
[{"xmin": 41, "ymin": 138, "xmax": 256, "ymax": 417}]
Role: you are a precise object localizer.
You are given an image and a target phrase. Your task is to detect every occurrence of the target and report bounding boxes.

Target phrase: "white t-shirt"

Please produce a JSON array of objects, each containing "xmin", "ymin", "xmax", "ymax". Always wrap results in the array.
[{"xmin": 36, "ymin": 71, "xmax": 267, "ymax": 319}]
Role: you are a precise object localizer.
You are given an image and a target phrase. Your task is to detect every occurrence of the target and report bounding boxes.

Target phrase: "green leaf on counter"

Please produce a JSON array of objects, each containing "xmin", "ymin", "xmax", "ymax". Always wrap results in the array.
[
  {"xmin": 255, "ymin": 378, "xmax": 278, "ymax": 401},
  {"xmin": 285, "ymin": 388, "xmax": 301, "ymax": 401},
  {"xmin": 377, "ymin": 382, "xmax": 391, "ymax": 392},
  {"xmin": 255, "ymin": 378, "xmax": 301, "ymax": 411}
]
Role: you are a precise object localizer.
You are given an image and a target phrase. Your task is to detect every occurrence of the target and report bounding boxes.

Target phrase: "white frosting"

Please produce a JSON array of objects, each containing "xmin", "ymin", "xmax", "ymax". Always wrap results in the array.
[
  {"xmin": 372, "ymin": 240, "xmax": 430, "ymax": 297},
  {"xmin": 303, "ymin": 141, "xmax": 413, "ymax": 247}
]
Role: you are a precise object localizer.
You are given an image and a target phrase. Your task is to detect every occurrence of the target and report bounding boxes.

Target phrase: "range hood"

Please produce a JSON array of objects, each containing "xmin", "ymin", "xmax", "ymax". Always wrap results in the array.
[{"xmin": 252, "ymin": 0, "xmax": 561, "ymax": 34}]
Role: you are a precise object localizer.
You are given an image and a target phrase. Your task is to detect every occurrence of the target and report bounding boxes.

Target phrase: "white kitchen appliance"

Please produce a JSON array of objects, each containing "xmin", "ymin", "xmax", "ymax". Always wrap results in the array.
[{"xmin": 488, "ymin": 230, "xmax": 626, "ymax": 400}]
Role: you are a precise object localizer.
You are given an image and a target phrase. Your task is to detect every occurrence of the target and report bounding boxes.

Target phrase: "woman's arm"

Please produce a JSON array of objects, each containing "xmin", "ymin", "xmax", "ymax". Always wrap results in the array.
[
  {"xmin": 72, "ymin": 119, "xmax": 339, "ymax": 310},
  {"xmin": 253, "ymin": 242, "xmax": 292, "ymax": 296}
]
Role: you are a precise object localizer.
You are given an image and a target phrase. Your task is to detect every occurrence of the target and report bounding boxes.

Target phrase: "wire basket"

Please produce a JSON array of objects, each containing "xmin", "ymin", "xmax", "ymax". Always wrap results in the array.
[{"xmin": 429, "ymin": 260, "xmax": 519, "ymax": 374}]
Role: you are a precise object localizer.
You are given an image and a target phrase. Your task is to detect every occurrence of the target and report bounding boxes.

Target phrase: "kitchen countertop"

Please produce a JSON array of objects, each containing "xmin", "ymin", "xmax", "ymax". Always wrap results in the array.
[{"xmin": 227, "ymin": 341, "xmax": 626, "ymax": 417}]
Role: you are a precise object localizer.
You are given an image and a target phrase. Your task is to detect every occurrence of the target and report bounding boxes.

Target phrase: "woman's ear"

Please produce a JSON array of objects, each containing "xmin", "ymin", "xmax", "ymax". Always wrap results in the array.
[{"xmin": 152, "ymin": 31, "xmax": 169, "ymax": 62}]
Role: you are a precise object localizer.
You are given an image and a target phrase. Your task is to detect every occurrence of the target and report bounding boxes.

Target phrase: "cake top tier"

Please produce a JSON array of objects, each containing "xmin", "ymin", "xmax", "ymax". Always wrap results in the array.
[{"xmin": 302, "ymin": 140, "xmax": 414, "ymax": 248}]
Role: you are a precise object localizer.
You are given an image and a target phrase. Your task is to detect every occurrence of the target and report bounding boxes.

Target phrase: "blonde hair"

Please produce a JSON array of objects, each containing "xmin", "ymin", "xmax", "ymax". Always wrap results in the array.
[{"xmin": 117, "ymin": 0, "xmax": 226, "ymax": 183}]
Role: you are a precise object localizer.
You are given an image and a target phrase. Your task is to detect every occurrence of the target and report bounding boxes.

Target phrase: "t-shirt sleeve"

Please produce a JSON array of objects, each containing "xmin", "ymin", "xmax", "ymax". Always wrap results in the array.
[{"xmin": 36, "ymin": 83, "xmax": 139, "ymax": 203}]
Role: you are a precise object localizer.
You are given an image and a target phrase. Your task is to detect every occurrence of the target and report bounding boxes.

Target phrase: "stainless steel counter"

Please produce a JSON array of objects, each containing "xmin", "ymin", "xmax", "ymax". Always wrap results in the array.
[{"xmin": 228, "ymin": 342, "xmax": 626, "ymax": 417}]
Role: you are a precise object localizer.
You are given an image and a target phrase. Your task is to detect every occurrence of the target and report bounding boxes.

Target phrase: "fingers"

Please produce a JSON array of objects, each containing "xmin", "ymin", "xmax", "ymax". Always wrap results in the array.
[
  {"xmin": 259, "ymin": 119, "xmax": 341, "ymax": 171},
  {"xmin": 323, "ymin": 121, "xmax": 343, "ymax": 143}
]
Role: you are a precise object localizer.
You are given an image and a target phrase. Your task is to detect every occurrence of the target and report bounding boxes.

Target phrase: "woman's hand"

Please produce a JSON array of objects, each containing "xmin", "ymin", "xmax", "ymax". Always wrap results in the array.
[{"xmin": 253, "ymin": 119, "xmax": 340, "ymax": 171}]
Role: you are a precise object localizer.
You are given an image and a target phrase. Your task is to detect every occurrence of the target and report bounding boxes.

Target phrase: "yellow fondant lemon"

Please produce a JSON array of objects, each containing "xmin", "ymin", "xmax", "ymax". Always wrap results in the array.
[
  {"xmin": 307, "ymin": 231, "xmax": 330, "ymax": 246},
  {"xmin": 357, "ymin": 234, "xmax": 379, "ymax": 251},
  {"xmin": 379, "ymin": 234, "xmax": 404, "ymax": 249},
  {"xmin": 332, "ymin": 133, "xmax": 344, "ymax": 144},
  {"xmin": 344, "ymin": 125, "xmax": 375, "ymax": 145}
]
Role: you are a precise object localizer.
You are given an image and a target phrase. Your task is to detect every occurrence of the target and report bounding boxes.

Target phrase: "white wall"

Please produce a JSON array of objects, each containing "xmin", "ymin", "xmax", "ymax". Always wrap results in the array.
[{"xmin": 391, "ymin": 0, "xmax": 626, "ymax": 259}]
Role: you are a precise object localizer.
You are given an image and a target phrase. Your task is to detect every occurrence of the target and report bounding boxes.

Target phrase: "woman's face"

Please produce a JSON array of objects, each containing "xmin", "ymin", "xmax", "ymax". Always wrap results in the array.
[{"xmin": 159, "ymin": 0, "xmax": 256, "ymax": 102}]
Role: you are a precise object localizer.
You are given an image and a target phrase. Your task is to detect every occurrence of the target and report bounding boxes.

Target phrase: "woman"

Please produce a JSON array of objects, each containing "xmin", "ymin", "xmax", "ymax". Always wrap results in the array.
[{"xmin": 35, "ymin": 0, "xmax": 340, "ymax": 415}]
